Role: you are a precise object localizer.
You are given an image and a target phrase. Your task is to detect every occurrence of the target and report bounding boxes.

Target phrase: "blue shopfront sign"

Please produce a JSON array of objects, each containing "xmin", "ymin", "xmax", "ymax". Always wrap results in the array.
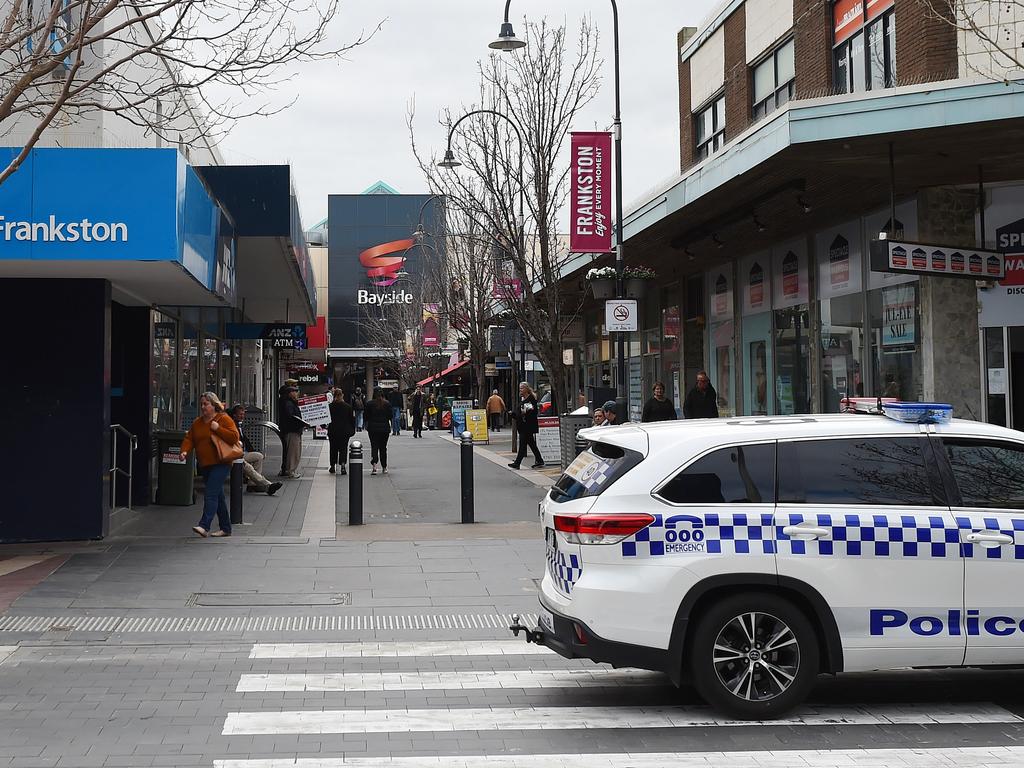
[{"xmin": 0, "ymin": 147, "xmax": 232, "ymax": 300}]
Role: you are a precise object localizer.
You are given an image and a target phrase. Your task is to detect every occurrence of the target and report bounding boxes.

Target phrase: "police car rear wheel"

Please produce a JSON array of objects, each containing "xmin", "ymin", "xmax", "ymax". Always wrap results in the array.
[{"xmin": 690, "ymin": 593, "xmax": 819, "ymax": 719}]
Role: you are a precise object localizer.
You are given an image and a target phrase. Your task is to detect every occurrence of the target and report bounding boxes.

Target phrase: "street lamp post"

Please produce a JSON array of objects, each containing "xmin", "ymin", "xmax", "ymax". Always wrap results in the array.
[
  {"xmin": 490, "ymin": 0, "xmax": 626, "ymax": 406},
  {"xmin": 438, "ymin": 108, "xmax": 527, "ymax": 382}
]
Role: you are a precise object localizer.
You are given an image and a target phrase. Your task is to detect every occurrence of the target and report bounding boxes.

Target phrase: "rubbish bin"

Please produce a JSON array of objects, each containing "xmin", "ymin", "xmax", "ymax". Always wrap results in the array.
[
  {"xmin": 154, "ymin": 430, "xmax": 195, "ymax": 505},
  {"xmin": 559, "ymin": 413, "xmax": 593, "ymax": 468},
  {"xmin": 241, "ymin": 406, "xmax": 266, "ymax": 453}
]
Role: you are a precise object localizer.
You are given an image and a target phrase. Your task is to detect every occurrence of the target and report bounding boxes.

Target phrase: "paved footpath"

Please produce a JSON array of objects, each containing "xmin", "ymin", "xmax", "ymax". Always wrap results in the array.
[{"xmin": 2, "ymin": 431, "xmax": 1024, "ymax": 766}]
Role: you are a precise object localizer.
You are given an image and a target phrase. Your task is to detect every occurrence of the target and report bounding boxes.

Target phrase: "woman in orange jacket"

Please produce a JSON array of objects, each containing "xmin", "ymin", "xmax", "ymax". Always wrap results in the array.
[{"xmin": 179, "ymin": 391, "xmax": 241, "ymax": 538}]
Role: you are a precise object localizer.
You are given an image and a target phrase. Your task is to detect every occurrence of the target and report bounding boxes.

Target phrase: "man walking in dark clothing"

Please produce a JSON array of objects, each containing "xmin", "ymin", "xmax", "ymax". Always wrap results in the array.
[
  {"xmin": 327, "ymin": 389, "xmax": 355, "ymax": 474},
  {"xmin": 683, "ymin": 370, "xmax": 719, "ymax": 419},
  {"xmin": 641, "ymin": 381, "xmax": 677, "ymax": 423},
  {"xmin": 410, "ymin": 386, "xmax": 424, "ymax": 438}
]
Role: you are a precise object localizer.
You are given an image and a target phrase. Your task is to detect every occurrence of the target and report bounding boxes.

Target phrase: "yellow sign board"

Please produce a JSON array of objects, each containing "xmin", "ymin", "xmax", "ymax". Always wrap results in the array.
[{"xmin": 465, "ymin": 409, "xmax": 489, "ymax": 444}]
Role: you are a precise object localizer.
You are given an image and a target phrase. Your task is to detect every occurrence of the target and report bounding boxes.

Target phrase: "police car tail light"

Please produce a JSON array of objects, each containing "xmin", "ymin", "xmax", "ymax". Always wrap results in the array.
[{"xmin": 553, "ymin": 513, "xmax": 655, "ymax": 545}]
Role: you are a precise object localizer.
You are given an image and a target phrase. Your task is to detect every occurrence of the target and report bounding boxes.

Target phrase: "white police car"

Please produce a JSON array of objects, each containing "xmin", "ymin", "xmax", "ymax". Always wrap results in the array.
[{"xmin": 524, "ymin": 406, "xmax": 1024, "ymax": 719}]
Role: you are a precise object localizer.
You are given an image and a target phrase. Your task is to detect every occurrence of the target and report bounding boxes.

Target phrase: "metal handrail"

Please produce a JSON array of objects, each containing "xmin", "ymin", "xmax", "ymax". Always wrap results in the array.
[{"xmin": 109, "ymin": 423, "xmax": 139, "ymax": 513}]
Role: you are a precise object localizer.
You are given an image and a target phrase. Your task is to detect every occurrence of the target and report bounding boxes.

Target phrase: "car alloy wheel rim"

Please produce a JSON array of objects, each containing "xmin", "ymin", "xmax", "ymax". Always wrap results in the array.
[{"xmin": 712, "ymin": 611, "xmax": 800, "ymax": 702}]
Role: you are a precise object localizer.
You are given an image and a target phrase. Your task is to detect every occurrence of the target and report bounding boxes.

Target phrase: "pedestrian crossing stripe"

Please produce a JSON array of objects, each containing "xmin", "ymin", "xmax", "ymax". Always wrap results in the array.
[
  {"xmin": 249, "ymin": 639, "xmax": 551, "ymax": 658},
  {"xmin": 211, "ymin": 747, "xmax": 1024, "ymax": 768},
  {"xmin": 0, "ymin": 612, "xmax": 538, "ymax": 634},
  {"xmin": 236, "ymin": 668, "xmax": 664, "ymax": 692},
  {"xmin": 222, "ymin": 702, "xmax": 1022, "ymax": 735}
]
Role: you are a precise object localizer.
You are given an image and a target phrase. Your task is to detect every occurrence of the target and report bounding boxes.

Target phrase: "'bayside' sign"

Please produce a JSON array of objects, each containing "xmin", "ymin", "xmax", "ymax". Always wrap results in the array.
[
  {"xmin": 570, "ymin": 132, "xmax": 612, "ymax": 253},
  {"xmin": 870, "ymin": 238, "xmax": 1005, "ymax": 280}
]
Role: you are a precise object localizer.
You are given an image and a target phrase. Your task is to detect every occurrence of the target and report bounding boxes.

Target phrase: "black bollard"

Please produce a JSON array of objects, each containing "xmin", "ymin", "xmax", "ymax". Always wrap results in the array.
[
  {"xmin": 230, "ymin": 458, "xmax": 244, "ymax": 524},
  {"xmin": 461, "ymin": 430, "xmax": 474, "ymax": 524},
  {"xmin": 348, "ymin": 440, "xmax": 363, "ymax": 526}
]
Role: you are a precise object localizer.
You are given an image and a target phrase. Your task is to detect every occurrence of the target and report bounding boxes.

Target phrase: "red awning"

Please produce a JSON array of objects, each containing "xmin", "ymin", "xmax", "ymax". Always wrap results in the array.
[{"xmin": 417, "ymin": 359, "xmax": 470, "ymax": 387}]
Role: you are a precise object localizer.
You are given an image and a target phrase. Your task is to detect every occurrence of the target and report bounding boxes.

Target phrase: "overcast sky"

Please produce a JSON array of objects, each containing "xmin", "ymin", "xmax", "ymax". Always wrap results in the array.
[{"xmin": 219, "ymin": 0, "xmax": 720, "ymax": 227}]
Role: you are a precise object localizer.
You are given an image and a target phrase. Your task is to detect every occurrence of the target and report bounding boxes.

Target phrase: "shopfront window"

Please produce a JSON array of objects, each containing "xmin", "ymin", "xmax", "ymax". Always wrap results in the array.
[
  {"xmin": 869, "ymin": 282, "xmax": 922, "ymax": 401},
  {"xmin": 775, "ymin": 306, "xmax": 811, "ymax": 414},
  {"xmin": 741, "ymin": 253, "xmax": 772, "ymax": 415},
  {"xmin": 772, "ymin": 244, "xmax": 810, "ymax": 414},
  {"xmin": 708, "ymin": 267, "xmax": 735, "ymax": 417},
  {"xmin": 152, "ymin": 314, "xmax": 177, "ymax": 430},
  {"xmin": 203, "ymin": 337, "xmax": 219, "ymax": 396},
  {"xmin": 820, "ymin": 294, "xmax": 864, "ymax": 409},
  {"xmin": 817, "ymin": 225, "xmax": 865, "ymax": 411},
  {"xmin": 984, "ymin": 327, "xmax": 1007, "ymax": 427},
  {"xmin": 180, "ymin": 331, "xmax": 199, "ymax": 428},
  {"xmin": 662, "ymin": 286, "xmax": 681, "ymax": 415}
]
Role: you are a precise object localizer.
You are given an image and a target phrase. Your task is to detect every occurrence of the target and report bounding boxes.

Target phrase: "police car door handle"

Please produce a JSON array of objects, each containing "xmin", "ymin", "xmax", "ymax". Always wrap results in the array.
[
  {"xmin": 782, "ymin": 525, "xmax": 831, "ymax": 540},
  {"xmin": 965, "ymin": 531, "xmax": 1014, "ymax": 546}
]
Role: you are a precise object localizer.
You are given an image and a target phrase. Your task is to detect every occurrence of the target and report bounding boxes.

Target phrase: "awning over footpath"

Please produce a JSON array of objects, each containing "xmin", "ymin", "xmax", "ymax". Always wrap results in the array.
[{"xmin": 417, "ymin": 359, "xmax": 469, "ymax": 387}]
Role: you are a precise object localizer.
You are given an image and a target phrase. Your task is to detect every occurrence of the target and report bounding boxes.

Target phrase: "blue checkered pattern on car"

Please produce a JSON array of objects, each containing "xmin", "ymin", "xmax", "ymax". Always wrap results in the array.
[
  {"xmin": 957, "ymin": 513, "xmax": 1024, "ymax": 560},
  {"xmin": 547, "ymin": 546, "xmax": 581, "ymax": 594},
  {"xmin": 620, "ymin": 511, "xmax": 1024, "ymax": 560}
]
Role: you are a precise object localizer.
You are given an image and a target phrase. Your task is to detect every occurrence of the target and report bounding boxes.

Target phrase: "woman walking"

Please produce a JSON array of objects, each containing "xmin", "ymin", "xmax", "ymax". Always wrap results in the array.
[
  {"xmin": 328, "ymin": 388, "xmax": 355, "ymax": 475},
  {"xmin": 508, "ymin": 382, "xmax": 544, "ymax": 470},
  {"xmin": 179, "ymin": 391, "xmax": 241, "ymax": 538},
  {"xmin": 364, "ymin": 388, "xmax": 392, "ymax": 475}
]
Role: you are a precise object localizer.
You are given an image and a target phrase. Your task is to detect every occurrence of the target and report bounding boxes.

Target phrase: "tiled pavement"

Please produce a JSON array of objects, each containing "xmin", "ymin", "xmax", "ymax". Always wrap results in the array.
[{"xmin": 4, "ymin": 433, "xmax": 1024, "ymax": 766}]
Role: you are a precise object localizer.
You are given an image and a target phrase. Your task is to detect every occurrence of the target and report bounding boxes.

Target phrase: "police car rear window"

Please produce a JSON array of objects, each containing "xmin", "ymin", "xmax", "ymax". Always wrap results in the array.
[
  {"xmin": 549, "ymin": 442, "xmax": 643, "ymax": 503},
  {"xmin": 656, "ymin": 443, "xmax": 775, "ymax": 504}
]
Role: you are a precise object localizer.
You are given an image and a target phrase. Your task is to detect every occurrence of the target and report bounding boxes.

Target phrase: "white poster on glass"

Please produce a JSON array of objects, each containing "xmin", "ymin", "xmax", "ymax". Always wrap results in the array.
[
  {"xmin": 772, "ymin": 240, "xmax": 808, "ymax": 309},
  {"xmin": 708, "ymin": 265, "xmax": 734, "ymax": 323},
  {"xmin": 979, "ymin": 184, "xmax": 1024, "ymax": 328},
  {"xmin": 740, "ymin": 251, "xmax": 771, "ymax": 316},
  {"xmin": 866, "ymin": 200, "xmax": 919, "ymax": 290},
  {"xmin": 816, "ymin": 221, "xmax": 862, "ymax": 298}
]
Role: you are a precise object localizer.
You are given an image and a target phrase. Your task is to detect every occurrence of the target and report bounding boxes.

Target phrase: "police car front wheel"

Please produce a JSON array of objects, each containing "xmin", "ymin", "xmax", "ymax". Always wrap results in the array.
[{"xmin": 689, "ymin": 593, "xmax": 819, "ymax": 719}]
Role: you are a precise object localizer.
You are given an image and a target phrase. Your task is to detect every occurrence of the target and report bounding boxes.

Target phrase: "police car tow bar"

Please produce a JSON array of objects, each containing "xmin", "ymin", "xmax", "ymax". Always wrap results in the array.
[{"xmin": 509, "ymin": 613, "xmax": 544, "ymax": 645}]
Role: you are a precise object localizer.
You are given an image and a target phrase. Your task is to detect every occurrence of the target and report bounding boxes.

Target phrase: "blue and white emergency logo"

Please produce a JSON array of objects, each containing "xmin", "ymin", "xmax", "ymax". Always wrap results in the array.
[
  {"xmin": 662, "ymin": 514, "xmax": 707, "ymax": 553},
  {"xmin": 622, "ymin": 513, "xmax": 706, "ymax": 557}
]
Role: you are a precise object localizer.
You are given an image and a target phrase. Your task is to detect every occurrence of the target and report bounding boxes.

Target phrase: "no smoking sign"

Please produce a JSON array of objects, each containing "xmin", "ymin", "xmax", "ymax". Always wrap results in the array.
[{"xmin": 605, "ymin": 299, "xmax": 638, "ymax": 332}]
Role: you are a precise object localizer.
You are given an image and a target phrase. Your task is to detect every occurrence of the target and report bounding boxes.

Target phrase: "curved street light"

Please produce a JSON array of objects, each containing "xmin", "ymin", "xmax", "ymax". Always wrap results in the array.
[
  {"xmin": 438, "ymin": 107, "xmax": 528, "ymax": 381},
  {"xmin": 491, "ymin": 0, "xmax": 627, "ymax": 403}
]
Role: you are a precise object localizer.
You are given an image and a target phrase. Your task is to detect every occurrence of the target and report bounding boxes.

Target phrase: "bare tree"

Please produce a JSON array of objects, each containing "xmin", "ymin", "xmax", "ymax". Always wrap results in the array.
[
  {"xmin": 410, "ymin": 19, "xmax": 601, "ymax": 413},
  {"xmin": 916, "ymin": 0, "xmax": 1024, "ymax": 78},
  {"xmin": 0, "ymin": 0, "xmax": 379, "ymax": 183}
]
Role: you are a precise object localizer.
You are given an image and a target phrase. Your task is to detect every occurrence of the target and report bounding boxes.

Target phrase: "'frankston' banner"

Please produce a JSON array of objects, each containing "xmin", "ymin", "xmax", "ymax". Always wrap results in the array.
[{"xmin": 570, "ymin": 132, "xmax": 612, "ymax": 253}]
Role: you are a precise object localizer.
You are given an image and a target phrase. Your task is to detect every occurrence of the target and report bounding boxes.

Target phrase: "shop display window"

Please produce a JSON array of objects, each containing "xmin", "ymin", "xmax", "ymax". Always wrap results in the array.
[
  {"xmin": 819, "ymin": 293, "xmax": 865, "ymax": 411},
  {"xmin": 774, "ymin": 306, "xmax": 811, "ymax": 414},
  {"xmin": 869, "ymin": 283, "xmax": 922, "ymax": 401}
]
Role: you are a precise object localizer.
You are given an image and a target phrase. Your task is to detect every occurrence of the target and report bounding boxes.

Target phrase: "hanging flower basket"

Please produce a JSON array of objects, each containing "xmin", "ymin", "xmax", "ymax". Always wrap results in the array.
[
  {"xmin": 624, "ymin": 278, "xmax": 648, "ymax": 299},
  {"xmin": 586, "ymin": 266, "xmax": 617, "ymax": 300},
  {"xmin": 623, "ymin": 265, "xmax": 656, "ymax": 299},
  {"xmin": 590, "ymin": 278, "xmax": 615, "ymax": 299}
]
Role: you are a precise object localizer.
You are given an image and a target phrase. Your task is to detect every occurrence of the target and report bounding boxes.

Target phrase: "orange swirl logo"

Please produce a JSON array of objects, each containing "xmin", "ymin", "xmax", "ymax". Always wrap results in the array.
[{"xmin": 359, "ymin": 239, "xmax": 414, "ymax": 287}]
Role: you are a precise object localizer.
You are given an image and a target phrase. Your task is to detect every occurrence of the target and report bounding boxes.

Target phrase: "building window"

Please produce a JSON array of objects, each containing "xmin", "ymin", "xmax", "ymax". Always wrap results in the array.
[
  {"xmin": 695, "ymin": 95, "xmax": 725, "ymax": 161},
  {"xmin": 833, "ymin": 0, "xmax": 895, "ymax": 94},
  {"xmin": 752, "ymin": 40, "xmax": 795, "ymax": 121}
]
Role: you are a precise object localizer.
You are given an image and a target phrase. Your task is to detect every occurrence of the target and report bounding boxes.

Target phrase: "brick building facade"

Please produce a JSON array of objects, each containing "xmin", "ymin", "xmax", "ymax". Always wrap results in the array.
[{"xmin": 565, "ymin": 0, "xmax": 1024, "ymax": 428}]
